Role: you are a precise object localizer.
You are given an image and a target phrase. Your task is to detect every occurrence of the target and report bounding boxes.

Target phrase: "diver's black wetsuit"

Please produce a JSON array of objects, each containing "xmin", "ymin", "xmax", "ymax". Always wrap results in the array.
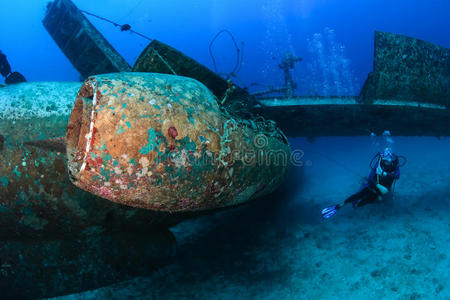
[
  {"xmin": 344, "ymin": 159, "xmax": 400, "ymax": 208},
  {"xmin": 344, "ymin": 186, "xmax": 379, "ymax": 208}
]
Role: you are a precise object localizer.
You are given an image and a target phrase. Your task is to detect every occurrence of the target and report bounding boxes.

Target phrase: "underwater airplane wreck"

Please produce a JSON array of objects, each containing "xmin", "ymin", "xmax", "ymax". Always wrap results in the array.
[{"xmin": 0, "ymin": 0, "xmax": 449, "ymax": 298}]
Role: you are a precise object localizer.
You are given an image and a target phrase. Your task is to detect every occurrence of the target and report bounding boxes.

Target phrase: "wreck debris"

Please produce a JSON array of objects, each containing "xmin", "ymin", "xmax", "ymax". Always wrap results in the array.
[
  {"xmin": 250, "ymin": 53, "xmax": 302, "ymax": 98},
  {"xmin": 43, "ymin": 0, "xmax": 252, "ymax": 110},
  {"xmin": 66, "ymin": 72, "xmax": 291, "ymax": 212},
  {"xmin": 279, "ymin": 53, "xmax": 303, "ymax": 98},
  {"xmin": 133, "ymin": 40, "xmax": 251, "ymax": 110},
  {"xmin": 359, "ymin": 31, "xmax": 450, "ymax": 106},
  {"xmin": 254, "ymin": 96, "xmax": 449, "ymax": 137},
  {"xmin": 254, "ymin": 32, "xmax": 450, "ymax": 137},
  {"xmin": 43, "ymin": 0, "xmax": 131, "ymax": 78}
]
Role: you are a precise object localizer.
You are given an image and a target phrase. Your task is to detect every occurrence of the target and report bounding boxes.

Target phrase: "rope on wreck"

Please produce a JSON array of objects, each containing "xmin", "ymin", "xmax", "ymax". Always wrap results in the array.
[
  {"xmin": 209, "ymin": 29, "xmax": 244, "ymax": 80},
  {"xmin": 80, "ymin": 10, "xmax": 153, "ymax": 41},
  {"xmin": 80, "ymin": 10, "xmax": 177, "ymax": 75}
]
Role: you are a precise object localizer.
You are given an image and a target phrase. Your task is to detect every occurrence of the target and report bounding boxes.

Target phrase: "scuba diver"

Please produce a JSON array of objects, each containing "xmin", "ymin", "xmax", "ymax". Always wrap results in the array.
[
  {"xmin": 321, "ymin": 147, "xmax": 404, "ymax": 219},
  {"xmin": 0, "ymin": 50, "xmax": 26, "ymax": 84}
]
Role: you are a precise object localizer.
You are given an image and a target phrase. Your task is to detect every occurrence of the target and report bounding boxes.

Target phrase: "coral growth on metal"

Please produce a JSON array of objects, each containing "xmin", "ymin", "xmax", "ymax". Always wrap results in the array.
[{"xmin": 67, "ymin": 73, "xmax": 290, "ymax": 212}]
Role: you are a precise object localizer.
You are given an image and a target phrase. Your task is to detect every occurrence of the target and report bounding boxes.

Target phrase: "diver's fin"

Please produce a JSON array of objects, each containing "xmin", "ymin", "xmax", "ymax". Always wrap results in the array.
[
  {"xmin": 321, "ymin": 204, "xmax": 341, "ymax": 219},
  {"xmin": 23, "ymin": 136, "xmax": 66, "ymax": 153}
]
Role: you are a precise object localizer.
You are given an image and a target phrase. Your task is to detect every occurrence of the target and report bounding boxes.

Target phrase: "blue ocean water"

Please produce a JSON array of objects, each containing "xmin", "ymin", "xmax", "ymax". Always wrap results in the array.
[
  {"xmin": 1, "ymin": 0, "xmax": 449, "ymax": 299},
  {"xmin": 2, "ymin": 0, "xmax": 450, "ymax": 91}
]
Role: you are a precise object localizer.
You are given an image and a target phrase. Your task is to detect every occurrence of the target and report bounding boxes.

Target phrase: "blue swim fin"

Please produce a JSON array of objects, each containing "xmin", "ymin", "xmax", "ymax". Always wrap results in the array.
[{"xmin": 321, "ymin": 204, "xmax": 341, "ymax": 219}]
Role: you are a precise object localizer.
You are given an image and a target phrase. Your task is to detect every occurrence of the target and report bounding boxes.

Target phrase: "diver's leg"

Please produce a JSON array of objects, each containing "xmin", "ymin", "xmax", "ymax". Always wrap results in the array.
[
  {"xmin": 356, "ymin": 190, "xmax": 379, "ymax": 207},
  {"xmin": 344, "ymin": 187, "xmax": 368, "ymax": 206}
]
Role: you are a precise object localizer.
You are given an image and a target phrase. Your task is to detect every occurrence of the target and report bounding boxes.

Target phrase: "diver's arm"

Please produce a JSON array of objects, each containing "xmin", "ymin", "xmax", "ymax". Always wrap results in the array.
[
  {"xmin": 375, "ymin": 183, "xmax": 389, "ymax": 195},
  {"xmin": 375, "ymin": 167, "xmax": 399, "ymax": 195}
]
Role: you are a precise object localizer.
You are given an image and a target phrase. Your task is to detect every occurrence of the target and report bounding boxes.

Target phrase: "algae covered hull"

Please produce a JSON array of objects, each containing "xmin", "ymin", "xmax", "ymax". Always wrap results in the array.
[
  {"xmin": 360, "ymin": 31, "xmax": 450, "ymax": 106},
  {"xmin": 67, "ymin": 73, "xmax": 291, "ymax": 212}
]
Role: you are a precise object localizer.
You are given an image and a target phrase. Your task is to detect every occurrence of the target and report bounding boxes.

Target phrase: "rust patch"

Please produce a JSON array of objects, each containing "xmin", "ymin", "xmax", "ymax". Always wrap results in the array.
[
  {"xmin": 168, "ymin": 126, "xmax": 178, "ymax": 139},
  {"xmin": 78, "ymin": 83, "xmax": 93, "ymax": 99},
  {"xmin": 96, "ymin": 89, "xmax": 102, "ymax": 101}
]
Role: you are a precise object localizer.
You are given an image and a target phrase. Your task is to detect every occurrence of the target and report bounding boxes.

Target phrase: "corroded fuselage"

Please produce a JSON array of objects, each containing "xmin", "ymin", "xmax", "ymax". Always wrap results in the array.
[{"xmin": 66, "ymin": 73, "xmax": 291, "ymax": 212}]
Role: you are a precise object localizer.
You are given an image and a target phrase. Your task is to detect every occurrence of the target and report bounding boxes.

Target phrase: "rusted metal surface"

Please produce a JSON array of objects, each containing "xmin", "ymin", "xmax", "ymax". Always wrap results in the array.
[
  {"xmin": 43, "ymin": 0, "xmax": 131, "ymax": 78},
  {"xmin": 133, "ymin": 40, "xmax": 252, "ymax": 111},
  {"xmin": 24, "ymin": 136, "xmax": 67, "ymax": 153},
  {"xmin": 67, "ymin": 72, "xmax": 291, "ymax": 212},
  {"xmin": 0, "ymin": 230, "xmax": 176, "ymax": 299}
]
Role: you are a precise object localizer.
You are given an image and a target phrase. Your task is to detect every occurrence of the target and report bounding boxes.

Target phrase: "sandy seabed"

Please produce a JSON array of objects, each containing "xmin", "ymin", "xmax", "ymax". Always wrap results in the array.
[{"xmin": 58, "ymin": 199, "xmax": 449, "ymax": 300}]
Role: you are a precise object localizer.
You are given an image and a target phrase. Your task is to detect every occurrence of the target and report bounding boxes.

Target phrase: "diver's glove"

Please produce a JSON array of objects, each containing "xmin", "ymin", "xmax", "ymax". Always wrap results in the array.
[{"xmin": 376, "ymin": 183, "xmax": 389, "ymax": 195}]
